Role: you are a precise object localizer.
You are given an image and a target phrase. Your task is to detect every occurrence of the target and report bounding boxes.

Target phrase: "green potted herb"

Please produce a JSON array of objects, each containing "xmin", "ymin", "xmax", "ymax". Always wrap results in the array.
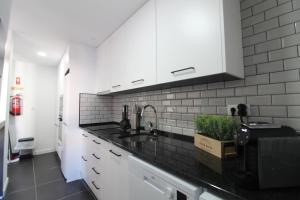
[{"xmin": 194, "ymin": 115, "xmax": 240, "ymax": 158}]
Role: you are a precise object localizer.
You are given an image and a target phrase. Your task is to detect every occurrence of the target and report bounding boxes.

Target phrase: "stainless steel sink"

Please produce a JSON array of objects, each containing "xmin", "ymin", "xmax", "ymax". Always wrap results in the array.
[{"xmin": 119, "ymin": 133, "xmax": 157, "ymax": 143}]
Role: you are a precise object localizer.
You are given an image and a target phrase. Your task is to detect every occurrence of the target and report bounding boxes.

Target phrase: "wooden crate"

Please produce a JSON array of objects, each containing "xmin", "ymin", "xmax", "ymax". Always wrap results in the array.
[{"xmin": 194, "ymin": 133, "xmax": 236, "ymax": 159}]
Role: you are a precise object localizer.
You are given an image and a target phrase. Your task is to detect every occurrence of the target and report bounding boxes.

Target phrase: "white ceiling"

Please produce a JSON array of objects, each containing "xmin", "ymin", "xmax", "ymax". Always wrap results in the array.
[{"xmin": 10, "ymin": 0, "xmax": 149, "ymax": 66}]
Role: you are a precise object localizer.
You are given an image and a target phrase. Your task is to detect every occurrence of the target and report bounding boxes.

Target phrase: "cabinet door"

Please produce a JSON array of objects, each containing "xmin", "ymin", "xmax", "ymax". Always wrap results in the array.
[
  {"xmin": 125, "ymin": 0, "xmax": 156, "ymax": 89},
  {"xmin": 95, "ymin": 38, "xmax": 112, "ymax": 94},
  {"xmin": 156, "ymin": 0, "xmax": 223, "ymax": 84},
  {"xmin": 102, "ymin": 144, "xmax": 130, "ymax": 200},
  {"xmin": 110, "ymin": 26, "xmax": 129, "ymax": 92}
]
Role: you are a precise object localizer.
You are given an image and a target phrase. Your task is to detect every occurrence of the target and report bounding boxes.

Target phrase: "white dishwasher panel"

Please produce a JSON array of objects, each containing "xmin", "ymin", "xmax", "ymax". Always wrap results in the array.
[{"xmin": 128, "ymin": 155, "xmax": 202, "ymax": 200}]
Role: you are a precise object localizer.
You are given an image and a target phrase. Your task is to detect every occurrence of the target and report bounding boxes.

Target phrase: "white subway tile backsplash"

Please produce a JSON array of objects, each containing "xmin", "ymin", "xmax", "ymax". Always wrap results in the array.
[
  {"xmin": 293, "ymin": 0, "xmax": 300, "ymax": 10},
  {"xmin": 270, "ymin": 69, "xmax": 300, "ymax": 83},
  {"xmin": 242, "ymin": 13, "xmax": 265, "ymax": 28},
  {"xmin": 266, "ymin": 2, "xmax": 293, "ymax": 19},
  {"xmin": 257, "ymin": 61, "xmax": 284, "ymax": 74},
  {"xmin": 247, "ymin": 96, "xmax": 272, "ymax": 105},
  {"xmin": 253, "ymin": 18, "xmax": 279, "ymax": 34},
  {"xmin": 245, "ymin": 74, "xmax": 270, "ymax": 86},
  {"xmin": 286, "ymin": 82, "xmax": 300, "ymax": 93},
  {"xmin": 255, "ymin": 39, "xmax": 281, "ymax": 53},
  {"xmin": 268, "ymin": 46, "xmax": 298, "ymax": 61},
  {"xmin": 236, "ymin": 86, "xmax": 258, "ymax": 96},
  {"xmin": 279, "ymin": 9, "xmax": 300, "ymax": 25},
  {"xmin": 267, "ymin": 24, "xmax": 295, "ymax": 40},
  {"xmin": 260, "ymin": 106, "xmax": 287, "ymax": 117},
  {"xmin": 284, "ymin": 57, "xmax": 300, "ymax": 70},
  {"xmin": 272, "ymin": 94, "xmax": 300, "ymax": 105},
  {"xmin": 258, "ymin": 83, "xmax": 285, "ymax": 95},
  {"xmin": 252, "ymin": 0, "xmax": 277, "ymax": 15}
]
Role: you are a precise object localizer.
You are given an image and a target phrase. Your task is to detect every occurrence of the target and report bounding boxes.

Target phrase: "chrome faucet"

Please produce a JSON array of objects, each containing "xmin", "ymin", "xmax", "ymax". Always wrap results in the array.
[{"xmin": 141, "ymin": 104, "xmax": 158, "ymax": 136}]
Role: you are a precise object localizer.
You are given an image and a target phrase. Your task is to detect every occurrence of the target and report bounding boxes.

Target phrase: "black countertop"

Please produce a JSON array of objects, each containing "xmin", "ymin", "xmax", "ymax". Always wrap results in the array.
[{"xmin": 80, "ymin": 123, "xmax": 300, "ymax": 200}]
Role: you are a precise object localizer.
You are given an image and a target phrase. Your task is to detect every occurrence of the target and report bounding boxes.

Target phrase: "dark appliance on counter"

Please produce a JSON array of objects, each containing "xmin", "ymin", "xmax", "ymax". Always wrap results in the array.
[
  {"xmin": 236, "ymin": 122, "xmax": 300, "ymax": 189},
  {"xmin": 120, "ymin": 105, "xmax": 131, "ymax": 131}
]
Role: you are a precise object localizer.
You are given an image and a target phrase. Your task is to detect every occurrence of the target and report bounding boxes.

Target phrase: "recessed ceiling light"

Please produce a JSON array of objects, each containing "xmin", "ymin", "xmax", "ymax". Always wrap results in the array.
[{"xmin": 37, "ymin": 51, "xmax": 47, "ymax": 57}]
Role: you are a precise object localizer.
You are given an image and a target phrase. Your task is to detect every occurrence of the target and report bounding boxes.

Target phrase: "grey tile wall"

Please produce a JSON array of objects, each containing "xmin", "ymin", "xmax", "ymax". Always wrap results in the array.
[
  {"xmin": 80, "ymin": 0, "xmax": 300, "ymax": 134},
  {"xmin": 79, "ymin": 94, "xmax": 112, "ymax": 124}
]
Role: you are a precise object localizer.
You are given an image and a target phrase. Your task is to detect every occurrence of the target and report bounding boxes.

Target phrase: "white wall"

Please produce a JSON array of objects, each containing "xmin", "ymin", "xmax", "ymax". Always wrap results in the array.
[
  {"xmin": 0, "ymin": 0, "xmax": 12, "ymax": 36},
  {"xmin": 0, "ymin": 31, "xmax": 13, "ymax": 197},
  {"xmin": 0, "ymin": 58, "xmax": 3, "ymax": 96},
  {"xmin": 9, "ymin": 59, "xmax": 57, "ymax": 155},
  {"xmin": 60, "ymin": 43, "xmax": 96, "ymax": 182},
  {"xmin": 67, "ymin": 43, "xmax": 96, "ymax": 127}
]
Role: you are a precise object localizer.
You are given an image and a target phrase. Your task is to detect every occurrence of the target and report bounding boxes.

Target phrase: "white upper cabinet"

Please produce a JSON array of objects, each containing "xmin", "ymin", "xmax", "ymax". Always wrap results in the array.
[
  {"xmin": 95, "ymin": 38, "xmax": 112, "ymax": 94},
  {"xmin": 156, "ymin": 0, "xmax": 243, "ymax": 84},
  {"xmin": 110, "ymin": 23, "xmax": 130, "ymax": 92},
  {"xmin": 125, "ymin": 0, "xmax": 156, "ymax": 89},
  {"xmin": 95, "ymin": 0, "xmax": 243, "ymax": 93}
]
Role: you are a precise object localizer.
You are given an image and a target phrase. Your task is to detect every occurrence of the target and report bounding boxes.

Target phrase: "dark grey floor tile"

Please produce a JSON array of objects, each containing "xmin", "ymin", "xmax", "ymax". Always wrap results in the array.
[
  {"xmin": 59, "ymin": 191, "xmax": 95, "ymax": 200},
  {"xmin": 36, "ymin": 179, "xmax": 87, "ymax": 200},
  {"xmin": 7, "ymin": 159, "xmax": 35, "ymax": 194},
  {"xmin": 35, "ymin": 166, "xmax": 64, "ymax": 186},
  {"xmin": 4, "ymin": 188, "xmax": 36, "ymax": 200},
  {"xmin": 33, "ymin": 152, "xmax": 60, "ymax": 171}
]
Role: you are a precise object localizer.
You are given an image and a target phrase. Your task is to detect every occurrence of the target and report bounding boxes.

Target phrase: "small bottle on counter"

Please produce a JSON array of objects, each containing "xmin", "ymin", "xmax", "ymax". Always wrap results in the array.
[{"xmin": 130, "ymin": 104, "xmax": 141, "ymax": 130}]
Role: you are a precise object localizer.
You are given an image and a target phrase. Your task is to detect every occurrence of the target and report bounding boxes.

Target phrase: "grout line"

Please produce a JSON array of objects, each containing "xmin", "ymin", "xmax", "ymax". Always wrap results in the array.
[
  {"xmin": 56, "ymin": 191, "xmax": 84, "ymax": 200},
  {"xmin": 6, "ymin": 186, "xmax": 36, "ymax": 195},
  {"xmin": 32, "ymin": 158, "xmax": 38, "ymax": 200},
  {"xmin": 35, "ymin": 178, "xmax": 64, "ymax": 187}
]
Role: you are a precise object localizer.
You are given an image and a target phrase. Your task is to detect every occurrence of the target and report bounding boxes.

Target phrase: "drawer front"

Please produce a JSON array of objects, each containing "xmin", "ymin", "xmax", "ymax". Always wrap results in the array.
[
  {"xmin": 108, "ymin": 144, "xmax": 130, "ymax": 161},
  {"xmin": 88, "ymin": 135, "xmax": 105, "ymax": 155},
  {"xmin": 80, "ymin": 155, "xmax": 89, "ymax": 181},
  {"xmin": 87, "ymin": 166, "xmax": 102, "ymax": 199},
  {"xmin": 81, "ymin": 132, "xmax": 90, "ymax": 154},
  {"xmin": 89, "ymin": 151, "xmax": 103, "ymax": 166}
]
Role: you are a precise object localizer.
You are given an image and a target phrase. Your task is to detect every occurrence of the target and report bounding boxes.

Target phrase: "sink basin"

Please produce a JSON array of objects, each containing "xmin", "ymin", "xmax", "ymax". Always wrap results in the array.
[{"xmin": 119, "ymin": 134, "xmax": 157, "ymax": 143}]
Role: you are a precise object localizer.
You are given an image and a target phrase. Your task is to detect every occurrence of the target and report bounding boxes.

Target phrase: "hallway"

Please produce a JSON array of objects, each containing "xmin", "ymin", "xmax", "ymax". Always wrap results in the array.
[{"xmin": 4, "ymin": 152, "xmax": 95, "ymax": 200}]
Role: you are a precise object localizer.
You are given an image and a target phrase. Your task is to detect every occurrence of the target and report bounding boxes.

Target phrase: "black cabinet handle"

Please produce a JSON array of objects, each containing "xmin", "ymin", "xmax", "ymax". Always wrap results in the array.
[
  {"xmin": 81, "ymin": 156, "xmax": 87, "ymax": 162},
  {"xmin": 131, "ymin": 79, "xmax": 144, "ymax": 84},
  {"xmin": 92, "ymin": 167, "xmax": 100, "ymax": 175},
  {"xmin": 171, "ymin": 67, "xmax": 195, "ymax": 74},
  {"xmin": 92, "ymin": 153, "xmax": 100, "ymax": 160},
  {"xmin": 82, "ymin": 134, "xmax": 88, "ymax": 138},
  {"xmin": 112, "ymin": 84, "xmax": 121, "ymax": 88},
  {"xmin": 109, "ymin": 150, "xmax": 121, "ymax": 157},
  {"xmin": 92, "ymin": 139, "xmax": 101, "ymax": 145},
  {"xmin": 91, "ymin": 181, "xmax": 100, "ymax": 190}
]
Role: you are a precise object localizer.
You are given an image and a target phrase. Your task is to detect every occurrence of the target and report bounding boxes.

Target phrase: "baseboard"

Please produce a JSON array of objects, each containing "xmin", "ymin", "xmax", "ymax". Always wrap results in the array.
[
  {"xmin": 0, "ymin": 177, "xmax": 9, "ymax": 199},
  {"xmin": 33, "ymin": 148, "xmax": 56, "ymax": 155}
]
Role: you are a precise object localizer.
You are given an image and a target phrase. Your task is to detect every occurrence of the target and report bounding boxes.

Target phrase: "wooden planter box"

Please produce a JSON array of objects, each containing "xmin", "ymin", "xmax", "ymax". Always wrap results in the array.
[{"xmin": 194, "ymin": 133, "xmax": 236, "ymax": 159}]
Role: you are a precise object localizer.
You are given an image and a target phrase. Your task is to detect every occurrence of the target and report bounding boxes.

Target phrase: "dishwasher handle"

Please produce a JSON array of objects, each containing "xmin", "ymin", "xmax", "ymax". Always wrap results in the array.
[{"xmin": 143, "ymin": 176, "xmax": 165, "ymax": 195}]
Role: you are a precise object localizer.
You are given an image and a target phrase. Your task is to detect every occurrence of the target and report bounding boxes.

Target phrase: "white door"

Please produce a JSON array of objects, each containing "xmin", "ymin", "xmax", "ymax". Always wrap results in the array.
[
  {"xmin": 95, "ymin": 38, "xmax": 112, "ymax": 94},
  {"xmin": 125, "ymin": 0, "xmax": 156, "ymax": 89},
  {"xmin": 156, "ymin": 0, "xmax": 223, "ymax": 84}
]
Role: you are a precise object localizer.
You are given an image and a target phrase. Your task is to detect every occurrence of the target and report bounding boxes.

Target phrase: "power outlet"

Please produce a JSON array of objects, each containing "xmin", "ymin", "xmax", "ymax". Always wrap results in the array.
[{"xmin": 227, "ymin": 104, "xmax": 251, "ymax": 116}]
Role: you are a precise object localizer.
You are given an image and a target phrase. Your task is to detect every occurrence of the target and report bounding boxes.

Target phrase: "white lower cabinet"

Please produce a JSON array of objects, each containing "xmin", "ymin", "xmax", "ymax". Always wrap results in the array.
[
  {"xmin": 102, "ymin": 144, "xmax": 130, "ymax": 200},
  {"xmin": 80, "ymin": 131, "xmax": 130, "ymax": 200}
]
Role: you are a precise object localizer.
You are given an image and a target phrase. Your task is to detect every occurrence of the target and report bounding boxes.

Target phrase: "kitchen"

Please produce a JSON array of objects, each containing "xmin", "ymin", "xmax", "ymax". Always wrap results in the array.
[{"xmin": 0, "ymin": 0, "xmax": 300, "ymax": 199}]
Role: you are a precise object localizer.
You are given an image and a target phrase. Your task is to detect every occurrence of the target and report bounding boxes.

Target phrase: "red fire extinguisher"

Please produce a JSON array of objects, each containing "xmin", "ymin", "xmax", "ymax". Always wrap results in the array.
[{"xmin": 10, "ymin": 95, "xmax": 22, "ymax": 116}]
